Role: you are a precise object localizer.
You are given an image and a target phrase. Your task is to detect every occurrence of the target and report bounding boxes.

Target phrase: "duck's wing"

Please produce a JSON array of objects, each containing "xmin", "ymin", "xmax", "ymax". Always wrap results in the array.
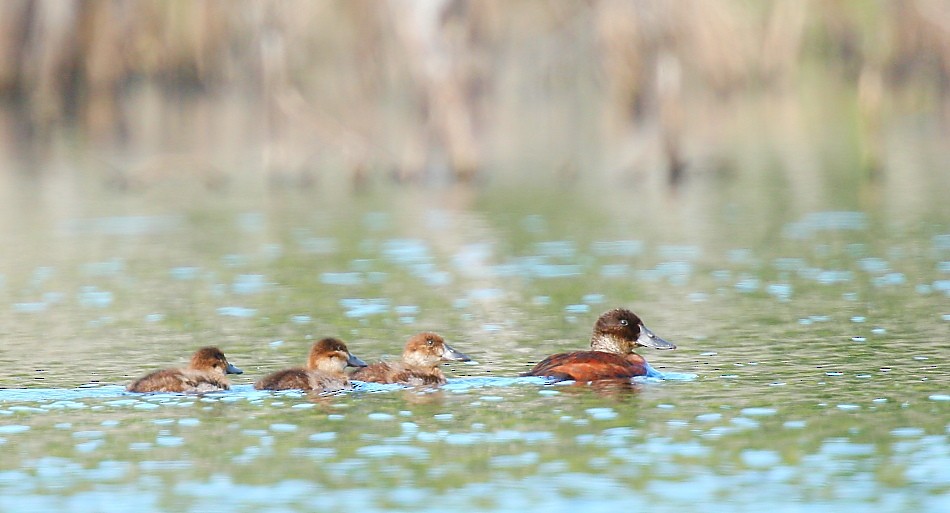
[
  {"xmin": 351, "ymin": 362, "xmax": 446, "ymax": 386},
  {"xmin": 350, "ymin": 362, "xmax": 396, "ymax": 384},
  {"xmin": 522, "ymin": 351, "xmax": 646, "ymax": 382},
  {"xmin": 254, "ymin": 368, "xmax": 311, "ymax": 390},
  {"xmin": 127, "ymin": 369, "xmax": 189, "ymax": 393},
  {"xmin": 180, "ymin": 369, "xmax": 231, "ymax": 392},
  {"xmin": 395, "ymin": 366, "xmax": 446, "ymax": 386}
]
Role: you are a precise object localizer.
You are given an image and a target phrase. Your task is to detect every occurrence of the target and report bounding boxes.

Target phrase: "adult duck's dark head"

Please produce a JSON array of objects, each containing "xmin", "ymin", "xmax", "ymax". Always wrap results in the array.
[{"xmin": 589, "ymin": 308, "xmax": 675, "ymax": 353}]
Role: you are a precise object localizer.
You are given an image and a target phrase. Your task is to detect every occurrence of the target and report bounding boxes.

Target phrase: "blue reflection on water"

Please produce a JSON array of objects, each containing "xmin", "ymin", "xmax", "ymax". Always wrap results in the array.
[{"xmin": 0, "ymin": 371, "xmax": 696, "ymax": 405}]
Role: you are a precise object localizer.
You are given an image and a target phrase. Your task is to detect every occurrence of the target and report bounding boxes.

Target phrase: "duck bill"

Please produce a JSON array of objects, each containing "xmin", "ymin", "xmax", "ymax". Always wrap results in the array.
[
  {"xmin": 226, "ymin": 363, "xmax": 244, "ymax": 374},
  {"xmin": 346, "ymin": 353, "xmax": 368, "ymax": 368},
  {"xmin": 441, "ymin": 344, "xmax": 471, "ymax": 362},
  {"xmin": 637, "ymin": 325, "xmax": 676, "ymax": 350}
]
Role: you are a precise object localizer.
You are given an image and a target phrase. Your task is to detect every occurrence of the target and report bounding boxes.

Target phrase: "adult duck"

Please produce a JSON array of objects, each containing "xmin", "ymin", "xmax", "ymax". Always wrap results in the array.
[{"xmin": 523, "ymin": 308, "xmax": 674, "ymax": 382}]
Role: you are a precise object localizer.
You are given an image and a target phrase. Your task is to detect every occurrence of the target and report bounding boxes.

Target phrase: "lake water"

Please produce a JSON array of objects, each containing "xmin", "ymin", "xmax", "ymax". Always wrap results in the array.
[{"xmin": 0, "ymin": 165, "xmax": 948, "ymax": 512}]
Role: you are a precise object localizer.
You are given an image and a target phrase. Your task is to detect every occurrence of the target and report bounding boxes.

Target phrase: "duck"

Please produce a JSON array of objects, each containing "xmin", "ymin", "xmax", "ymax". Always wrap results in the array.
[
  {"xmin": 127, "ymin": 346, "xmax": 243, "ymax": 393},
  {"xmin": 351, "ymin": 332, "xmax": 471, "ymax": 386},
  {"xmin": 254, "ymin": 337, "xmax": 367, "ymax": 392},
  {"xmin": 522, "ymin": 308, "xmax": 675, "ymax": 382}
]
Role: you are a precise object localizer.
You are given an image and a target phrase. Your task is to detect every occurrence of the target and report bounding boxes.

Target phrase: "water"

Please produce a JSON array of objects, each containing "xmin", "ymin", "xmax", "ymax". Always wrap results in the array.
[{"xmin": 0, "ymin": 172, "xmax": 948, "ymax": 512}]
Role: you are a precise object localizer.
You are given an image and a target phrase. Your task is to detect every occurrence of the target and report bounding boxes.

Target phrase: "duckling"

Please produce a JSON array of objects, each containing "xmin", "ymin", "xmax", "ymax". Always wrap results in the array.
[
  {"xmin": 255, "ymin": 337, "xmax": 366, "ymax": 392},
  {"xmin": 127, "ymin": 347, "xmax": 243, "ymax": 393},
  {"xmin": 352, "ymin": 332, "xmax": 470, "ymax": 386}
]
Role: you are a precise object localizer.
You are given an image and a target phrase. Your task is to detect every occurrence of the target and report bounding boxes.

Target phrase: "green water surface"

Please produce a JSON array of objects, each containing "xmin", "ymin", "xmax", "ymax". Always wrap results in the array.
[{"xmin": 0, "ymin": 170, "xmax": 947, "ymax": 513}]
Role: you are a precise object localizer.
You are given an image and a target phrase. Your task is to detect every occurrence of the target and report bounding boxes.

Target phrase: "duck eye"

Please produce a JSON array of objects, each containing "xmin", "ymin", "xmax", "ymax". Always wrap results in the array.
[
  {"xmin": 426, "ymin": 338, "xmax": 434, "ymax": 346},
  {"xmin": 619, "ymin": 319, "xmax": 628, "ymax": 326}
]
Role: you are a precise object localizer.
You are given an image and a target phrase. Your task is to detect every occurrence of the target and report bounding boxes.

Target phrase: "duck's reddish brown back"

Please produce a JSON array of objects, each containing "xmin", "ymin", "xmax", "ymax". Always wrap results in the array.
[{"xmin": 524, "ymin": 351, "xmax": 648, "ymax": 382}]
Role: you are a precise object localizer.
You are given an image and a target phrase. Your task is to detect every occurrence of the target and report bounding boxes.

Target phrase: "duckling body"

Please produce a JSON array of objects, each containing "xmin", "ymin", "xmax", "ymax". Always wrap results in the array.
[
  {"xmin": 128, "ymin": 347, "xmax": 243, "ymax": 393},
  {"xmin": 255, "ymin": 338, "xmax": 366, "ymax": 392}
]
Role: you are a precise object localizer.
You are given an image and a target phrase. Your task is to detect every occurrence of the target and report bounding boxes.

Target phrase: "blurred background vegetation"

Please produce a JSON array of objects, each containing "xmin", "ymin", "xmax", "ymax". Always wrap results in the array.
[{"xmin": 0, "ymin": 0, "xmax": 948, "ymax": 197}]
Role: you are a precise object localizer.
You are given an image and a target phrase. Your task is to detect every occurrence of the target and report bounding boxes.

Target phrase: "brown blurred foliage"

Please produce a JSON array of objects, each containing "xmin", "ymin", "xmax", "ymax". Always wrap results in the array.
[{"xmin": 1, "ymin": 0, "xmax": 949, "ymax": 186}]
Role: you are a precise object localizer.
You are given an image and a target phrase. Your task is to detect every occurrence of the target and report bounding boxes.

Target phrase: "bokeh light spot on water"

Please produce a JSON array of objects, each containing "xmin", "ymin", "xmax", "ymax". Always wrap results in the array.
[
  {"xmin": 586, "ymin": 408, "xmax": 618, "ymax": 420},
  {"xmin": 735, "ymin": 276, "xmax": 760, "ymax": 293},
  {"xmin": 13, "ymin": 302, "xmax": 47, "ymax": 313},
  {"xmin": 156, "ymin": 436, "xmax": 184, "ymax": 447},
  {"xmin": 695, "ymin": 413, "xmax": 722, "ymax": 422},
  {"xmin": 740, "ymin": 407, "xmax": 777, "ymax": 417},
  {"xmin": 766, "ymin": 283, "xmax": 792, "ymax": 301},
  {"xmin": 858, "ymin": 258, "xmax": 890, "ymax": 274},
  {"xmin": 339, "ymin": 298, "xmax": 389, "ymax": 318},
  {"xmin": 783, "ymin": 211, "xmax": 869, "ymax": 239},
  {"xmin": 890, "ymin": 427, "xmax": 926, "ymax": 438},
  {"xmin": 216, "ymin": 306, "xmax": 257, "ymax": 318},
  {"xmin": 78, "ymin": 286, "xmax": 113, "ymax": 308},
  {"xmin": 232, "ymin": 274, "xmax": 268, "ymax": 294},
  {"xmin": 741, "ymin": 449, "xmax": 782, "ymax": 468},
  {"xmin": 169, "ymin": 267, "xmax": 201, "ymax": 280},
  {"xmin": 564, "ymin": 304, "xmax": 590, "ymax": 314},
  {"xmin": 873, "ymin": 273, "xmax": 906, "ymax": 287},
  {"xmin": 320, "ymin": 272, "xmax": 363, "ymax": 285}
]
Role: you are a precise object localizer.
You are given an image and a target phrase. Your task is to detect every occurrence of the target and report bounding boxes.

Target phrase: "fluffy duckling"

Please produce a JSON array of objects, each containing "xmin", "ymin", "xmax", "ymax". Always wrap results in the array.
[
  {"xmin": 255, "ymin": 337, "xmax": 367, "ymax": 392},
  {"xmin": 127, "ymin": 347, "xmax": 243, "ymax": 393},
  {"xmin": 351, "ymin": 332, "xmax": 470, "ymax": 386}
]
